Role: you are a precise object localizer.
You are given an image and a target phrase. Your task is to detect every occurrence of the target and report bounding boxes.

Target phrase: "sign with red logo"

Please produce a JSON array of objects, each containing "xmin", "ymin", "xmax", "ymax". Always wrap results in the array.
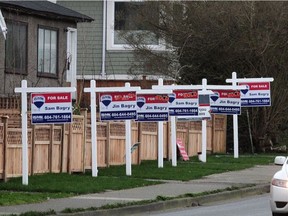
[
  {"xmin": 136, "ymin": 94, "xmax": 169, "ymax": 121},
  {"xmin": 210, "ymin": 90, "xmax": 241, "ymax": 115},
  {"xmin": 169, "ymin": 90, "xmax": 198, "ymax": 116},
  {"xmin": 99, "ymin": 92, "xmax": 137, "ymax": 121},
  {"xmin": 239, "ymin": 82, "xmax": 271, "ymax": 107},
  {"xmin": 31, "ymin": 93, "xmax": 72, "ymax": 124}
]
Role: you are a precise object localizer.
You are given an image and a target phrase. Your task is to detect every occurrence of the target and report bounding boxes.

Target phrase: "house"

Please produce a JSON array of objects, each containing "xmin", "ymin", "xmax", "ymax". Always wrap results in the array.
[
  {"xmin": 0, "ymin": 0, "xmax": 93, "ymax": 101},
  {"xmin": 57, "ymin": 0, "xmax": 172, "ymax": 107}
]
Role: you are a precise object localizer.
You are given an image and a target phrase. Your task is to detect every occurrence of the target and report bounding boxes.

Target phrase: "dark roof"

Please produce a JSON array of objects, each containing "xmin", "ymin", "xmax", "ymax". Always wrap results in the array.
[{"xmin": 0, "ymin": 0, "xmax": 94, "ymax": 22}]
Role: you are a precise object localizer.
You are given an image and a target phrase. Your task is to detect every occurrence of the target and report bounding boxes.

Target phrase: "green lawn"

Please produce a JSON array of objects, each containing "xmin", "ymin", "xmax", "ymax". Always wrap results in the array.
[{"xmin": 0, "ymin": 154, "xmax": 277, "ymax": 206}]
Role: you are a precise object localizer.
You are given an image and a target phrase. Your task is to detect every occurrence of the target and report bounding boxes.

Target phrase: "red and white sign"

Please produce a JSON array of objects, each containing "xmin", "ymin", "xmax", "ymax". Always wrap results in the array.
[
  {"xmin": 239, "ymin": 82, "xmax": 271, "ymax": 107},
  {"xmin": 169, "ymin": 90, "xmax": 198, "ymax": 116},
  {"xmin": 210, "ymin": 90, "xmax": 241, "ymax": 115},
  {"xmin": 176, "ymin": 138, "xmax": 189, "ymax": 161},
  {"xmin": 31, "ymin": 92, "xmax": 72, "ymax": 124},
  {"xmin": 136, "ymin": 94, "xmax": 169, "ymax": 121},
  {"xmin": 99, "ymin": 91, "xmax": 137, "ymax": 121}
]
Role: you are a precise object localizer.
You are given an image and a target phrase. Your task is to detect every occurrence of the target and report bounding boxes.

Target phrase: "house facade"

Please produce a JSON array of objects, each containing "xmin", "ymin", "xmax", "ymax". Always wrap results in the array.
[
  {"xmin": 57, "ymin": 0, "xmax": 172, "ymax": 107},
  {"xmin": 58, "ymin": 0, "xmax": 166, "ymax": 80},
  {"xmin": 0, "ymin": 1, "xmax": 93, "ymax": 99}
]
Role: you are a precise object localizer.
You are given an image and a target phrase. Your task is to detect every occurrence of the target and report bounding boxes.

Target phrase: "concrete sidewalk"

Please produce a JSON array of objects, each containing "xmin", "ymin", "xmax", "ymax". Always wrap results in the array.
[{"xmin": 0, "ymin": 165, "xmax": 280, "ymax": 215}]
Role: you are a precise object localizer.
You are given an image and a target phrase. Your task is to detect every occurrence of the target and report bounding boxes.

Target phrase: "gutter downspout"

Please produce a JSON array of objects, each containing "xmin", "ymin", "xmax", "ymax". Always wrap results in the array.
[{"xmin": 101, "ymin": 0, "xmax": 106, "ymax": 77}]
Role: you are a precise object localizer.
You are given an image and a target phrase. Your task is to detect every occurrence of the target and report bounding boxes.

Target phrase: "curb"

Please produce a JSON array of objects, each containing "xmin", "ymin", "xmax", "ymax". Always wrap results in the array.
[{"xmin": 58, "ymin": 184, "xmax": 270, "ymax": 216}]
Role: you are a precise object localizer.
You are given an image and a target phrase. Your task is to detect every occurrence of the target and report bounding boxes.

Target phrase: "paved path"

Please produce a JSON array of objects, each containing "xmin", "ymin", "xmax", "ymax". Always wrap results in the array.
[{"xmin": 0, "ymin": 165, "xmax": 280, "ymax": 215}]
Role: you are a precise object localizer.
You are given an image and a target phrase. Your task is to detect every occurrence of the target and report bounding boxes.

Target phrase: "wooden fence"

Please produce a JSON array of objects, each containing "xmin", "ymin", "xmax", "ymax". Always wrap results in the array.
[{"xmin": 0, "ymin": 110, "xmax": 226, "ymax": 181}]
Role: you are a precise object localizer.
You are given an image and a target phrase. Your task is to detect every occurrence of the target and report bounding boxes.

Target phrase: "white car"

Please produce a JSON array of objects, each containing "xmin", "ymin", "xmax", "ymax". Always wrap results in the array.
[{"xmin": 270, "ymin": 156, "xmax": 288, "ymax": 216}]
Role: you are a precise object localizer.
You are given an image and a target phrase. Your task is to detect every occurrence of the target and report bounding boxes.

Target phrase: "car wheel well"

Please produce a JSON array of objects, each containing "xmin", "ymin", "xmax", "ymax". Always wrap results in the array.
[{"xmin": 272, "ymin": 212, "xmax": 288, "ymax": 216}]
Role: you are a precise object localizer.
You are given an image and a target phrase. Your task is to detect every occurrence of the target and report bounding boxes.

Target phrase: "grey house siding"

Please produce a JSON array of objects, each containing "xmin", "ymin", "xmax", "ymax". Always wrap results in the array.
[
  {"xmin": 59, "ymin": 1, "xmax": 136, "ymax": 78},
  {"xmin": 0, "ymin": 9, "xmax": 77, "ymax": 95}
]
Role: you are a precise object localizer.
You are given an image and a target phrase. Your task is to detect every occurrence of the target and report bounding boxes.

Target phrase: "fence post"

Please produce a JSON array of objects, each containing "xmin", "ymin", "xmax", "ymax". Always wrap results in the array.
[
  {"xmin": 211, "ymin": 115, "xmax": 216, "ymax": 154},
  {"xmin": 68, "ymin": 121, "xmax": 73, "ymax": 174},
  {"xmin": 185, "ymin": 122, "xmax": 189, "ymax": 154},
  {"xmin": 81, "ymin": 109, "xmax": 87, "ymax": 172},
  {"xmin": 2, "ymin": 116, "xmax": 9, "ymax": 182},
  {"xmin": 137, "ymin": 122, "xmax": 142, "ymax": 165},
  {"xmin": 60, "ymin": 124, "xmax": 65, "ymax": 172},
  {"xmin": 105, "ymin": 121, "xmax": 110, "ymax": 167},
  {"xmin": 31, "ymin": 124, "xmax": 36, "ymax": 175},
  {"xmin": 166, "ymin": 121, "xmax": 170, "ymax": 160},
  {"xmin": 49, "ymin": 124, "xmax": 54, "ymax": 173}
]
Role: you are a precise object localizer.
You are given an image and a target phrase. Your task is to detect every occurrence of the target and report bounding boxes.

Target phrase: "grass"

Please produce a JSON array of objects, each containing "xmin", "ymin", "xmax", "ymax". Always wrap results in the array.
[
  {"xmin": 0, "ymin": 191, "xmax": 70, "ymax": 206},
  {"xmin": 0, "ymin": 154, "xmax": 277, "ymax": 207},
  {"xmin": 98, "ymin": 154, "xmax": 276, "ymax": 181}
]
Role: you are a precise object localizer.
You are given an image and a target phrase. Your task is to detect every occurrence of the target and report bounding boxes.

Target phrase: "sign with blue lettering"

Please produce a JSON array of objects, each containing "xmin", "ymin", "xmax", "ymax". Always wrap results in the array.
[
  {"xmin": 136, "ymin": 94, "xmax": 169, "ymax": 122},
  {"xmin": 239, "ymin": 82, "xmax": 271, "ymax": 107},
  {"xmin": 210, "ymin": 90, "xmax": 241, "ymax": 115},
  {"xmin": 99, "ymin": 92, "xmax": 137, "ymax": 121},
  {"xmin": 31, "ymin": 93, "xmax": 72, "ymax": 124},
  {"xmin": 169, "ymin": 90, "xmax": 198, "ymax": 116}
]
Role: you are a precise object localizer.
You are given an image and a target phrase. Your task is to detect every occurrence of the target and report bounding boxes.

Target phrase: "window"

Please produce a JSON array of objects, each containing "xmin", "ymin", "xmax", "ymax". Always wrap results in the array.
[
  {"xmin": 37, "ymin": 27, "xmax": 58, "ymax": 75},
  {"xmin": 0, "ymin": 9, "xmax": 7, "ymax": 39},
  {"xmin": 5, "ymin": 21, "xmax": 27, "ymax": 74},
  {"xmin": 107, "ymin": 0, "xmax": 165, "ymax": 50}
]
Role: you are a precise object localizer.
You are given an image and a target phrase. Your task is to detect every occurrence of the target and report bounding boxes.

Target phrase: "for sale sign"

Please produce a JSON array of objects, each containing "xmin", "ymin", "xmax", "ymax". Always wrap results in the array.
[
  {"xmin": 198, "ymin": 94, "xmax": 211, "ymax": 119},
  {"xmin": 99, "ymin": 91, "xmax": 137, "ymax": 121},
  {"xmin": 239, "ymin": 82, "xmax": 271, "ymax": 107},
  {"xmin": 31, "ymin": 93, "xmax": 72, "ymax": 124},
  {"xmin": 210, "ymin": 90, "xmax": 241, "ymax": 115},
  {"xmin": 136, "ymin": 94, "xmax": 169, "ymax": 122},
  {"xmin": 169, "ymin": 90, "xmax": 198, "ymax": 116}
]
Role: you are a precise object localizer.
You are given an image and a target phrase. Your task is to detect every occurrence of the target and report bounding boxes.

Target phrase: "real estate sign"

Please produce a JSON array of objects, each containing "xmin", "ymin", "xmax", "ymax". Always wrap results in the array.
[
  {"xmin": 169, "ymin": 90, "xmax": 198, "ymax": 116},
  {"xmin": 99, "ymin": 91, "xmax": 137, "ymax": 121},
  {"xmin": 239, "ymin": 82, "xmax": 271, "ymax": 107},
  {"xmin": 31, "ymin": 92, "xmax": 72, "ymax": 124},
  {"xmin": 136, "ymin": 94, "xmax": 169, "ymax": 121},
  {"xmin": 210, "ymin": 90, "xmax": 241, "ymax": 115}
]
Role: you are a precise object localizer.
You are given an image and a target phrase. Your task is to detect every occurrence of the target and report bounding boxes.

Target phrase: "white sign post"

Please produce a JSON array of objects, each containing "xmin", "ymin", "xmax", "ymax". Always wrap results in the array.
[
  {"xmin": 14, "ymin": 80, "xmax": 76, "ymax": 185},
  {"xmin": 84, "ymin": 80, "xmax": 140, "ymax": 176},
  {"xmin": 158, "ymin": 79, "xmax": 164, "ymax": 168},
  {"xmin": 198, "ymin": 78, "xmax": 247, "ymax": 161},
  {"xmin": 124, "ymin": 83, "xmax": 132, "ymax": 175},
  {"xmin": 136, "ymin": 86, "xmax": 171, "ymax": 168},
  {"xmin": 198, "ymin": 79, "xmax": 213, "ymax": 163},
  {"xmin": 226, "ymin": 72, "xmax": 274, "ymax": 158},
  {"xmin": 153, "ymin": 81, "xmax": 202, "ymax": 166},
  {"xmin": 153, "ymin": 78, "xmax": 246, "ymax": 164}
]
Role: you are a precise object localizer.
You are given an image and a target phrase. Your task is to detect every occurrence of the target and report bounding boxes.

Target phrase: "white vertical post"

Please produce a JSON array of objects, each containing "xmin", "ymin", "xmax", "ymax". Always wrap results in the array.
[
  {"xmin": 231, "ymin": 72, "xmax": 239, "ymax": 158},
  {"xmin": 125, "ymin": 82, "xmax": 132, "ymax": 175},
  {"xmin": 201, "ymin": 120, "xmax": 207, "ymax": 162},
  {"xmin": 226, "ymin": 72, "xmax": 274, "ymax": 158},
  {"xmin": 15, "ymin": 81, "xmax": 76, "ymax": 185},
  {"xmin": 90, "ymin": 80, "xmax": 98, "ymax": 177},
  {"xmin": 21, "ymin": 80, "xmax": 28, "ymax": 185},
  {"xmin": 171, "ymin": 116, "xmax": 177, "ymax": 166},
  {"xmin": 158, "ymin": 78, "xmax": 164, "ymax": 168},
  {"xmin": 233, "ymin": 114, "xmax": 239, "ymax": 158},
  {"xmin": 199, "ymin": 78, "xmax": 207, "ymax": 163}
]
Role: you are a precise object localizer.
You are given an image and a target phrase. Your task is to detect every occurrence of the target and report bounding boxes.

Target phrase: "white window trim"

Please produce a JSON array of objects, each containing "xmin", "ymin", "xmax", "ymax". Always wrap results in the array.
[
  {"xmin": 0, "ymin": 9, "xmax": 7, "ymax": 39},
  {"xmin": 106, "ymin": 0, "xmax": 166, "ymax": 51},
  {"xmin": 37, "ymin": 27, "xmax": 58, "ymax": 74},
  {"xmin": 66, "ymin": 27, "xmax": 77, "ymax": 100}
]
